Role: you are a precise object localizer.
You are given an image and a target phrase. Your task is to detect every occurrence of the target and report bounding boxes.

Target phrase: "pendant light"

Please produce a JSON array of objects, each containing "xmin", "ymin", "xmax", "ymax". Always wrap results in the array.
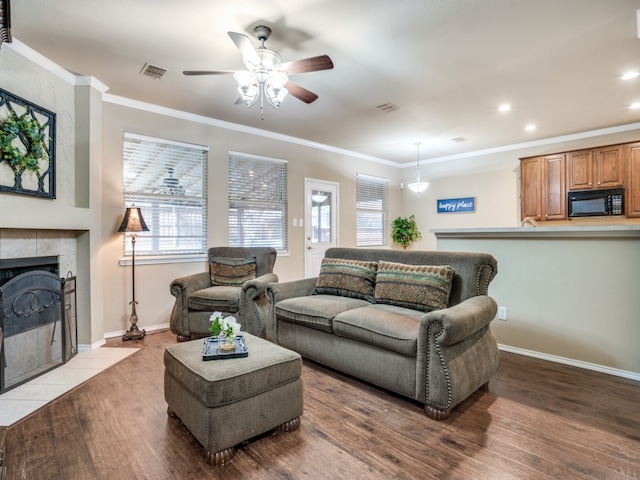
[{"xmin": 407, "ymin": 142, "xmax": 429, "ymax": 194}]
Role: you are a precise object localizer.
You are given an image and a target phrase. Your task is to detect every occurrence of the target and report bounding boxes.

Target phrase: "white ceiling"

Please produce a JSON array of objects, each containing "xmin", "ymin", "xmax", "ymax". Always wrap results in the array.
[{"xmin": 8, "ymin": 0, "xmax": 640, "ymax": 165}]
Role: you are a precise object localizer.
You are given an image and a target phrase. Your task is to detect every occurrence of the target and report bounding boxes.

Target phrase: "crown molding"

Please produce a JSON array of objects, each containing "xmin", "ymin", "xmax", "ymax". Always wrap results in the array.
[
  {"xmin": 8, "ymin": 36, "xmax": 640, "ymax": 171},
  {"xmin": 102, "ymin": 93, "xmax": 398, "ymax": 167},
  {"xmin": 420, "ymin": 121, "xmax": 640, "ymax": 167},
  {"xmin": 7, "ymin": 38, "xmax": 110, "ymax": 92}
]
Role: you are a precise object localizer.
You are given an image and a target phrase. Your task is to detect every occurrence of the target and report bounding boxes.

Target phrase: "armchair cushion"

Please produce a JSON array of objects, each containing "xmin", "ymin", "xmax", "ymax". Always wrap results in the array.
[
  {"xmin": 209, "ymin": 256, "xmax": 256, "ymax": 286},
  {"xmin": 374, "ymin": 261, "xmax": 455, "ymax": 312},
  {"xmin": 189, "ymin": 286, "xmax": 241, "ymax": 312},
  {"xmin": 312, "ymin": 257, "xmax": 378, "ymax": 302}
]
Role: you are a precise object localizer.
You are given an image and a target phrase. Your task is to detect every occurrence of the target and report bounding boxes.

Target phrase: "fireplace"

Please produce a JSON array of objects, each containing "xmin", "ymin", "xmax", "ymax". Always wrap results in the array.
[{"xmin": 0, "ymin": 256, "xmax": 77, "ymax": 394}]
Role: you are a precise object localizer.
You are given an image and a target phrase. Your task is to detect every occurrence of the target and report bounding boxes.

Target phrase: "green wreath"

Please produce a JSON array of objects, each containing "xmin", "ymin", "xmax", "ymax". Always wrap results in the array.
[{"xmin": 0, "ymin": 110, "xmax": 49, "ymax": 177}]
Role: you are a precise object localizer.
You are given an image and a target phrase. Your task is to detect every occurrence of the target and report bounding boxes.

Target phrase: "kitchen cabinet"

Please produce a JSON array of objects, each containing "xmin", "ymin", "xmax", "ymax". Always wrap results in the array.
[
  {"xmin": 520, "ymin": 154, "xmax": 566, "ymax": 221},
  {"xmin": 626, "ymin": 142, "xmax": 640, "ymax": 218},
  {"xmin": 567, "ymin": 145, "xmax": 624, "ymax": 191}
]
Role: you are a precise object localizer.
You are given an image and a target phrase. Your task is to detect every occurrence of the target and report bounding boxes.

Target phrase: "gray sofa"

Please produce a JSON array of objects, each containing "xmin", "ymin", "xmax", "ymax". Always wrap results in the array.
[
  {"xmin": 170, "ymin": 247, "xmax": 278, "ymax": 341},
  {"xmin": 266, "ymin": 247, "xmax": 500, "ymax": 420}
]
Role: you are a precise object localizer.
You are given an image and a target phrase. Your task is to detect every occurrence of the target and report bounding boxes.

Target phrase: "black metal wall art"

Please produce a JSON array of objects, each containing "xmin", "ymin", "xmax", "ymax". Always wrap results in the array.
[{"xmin": 0, "ymin": 88, "xmax": 56, "ymax": 198}]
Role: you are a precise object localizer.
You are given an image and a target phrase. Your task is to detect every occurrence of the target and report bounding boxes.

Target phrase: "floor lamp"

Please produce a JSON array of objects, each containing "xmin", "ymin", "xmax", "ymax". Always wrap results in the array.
[{"xmin": 118, "ymin": 204, "xmax": 149, "ymax": 341}]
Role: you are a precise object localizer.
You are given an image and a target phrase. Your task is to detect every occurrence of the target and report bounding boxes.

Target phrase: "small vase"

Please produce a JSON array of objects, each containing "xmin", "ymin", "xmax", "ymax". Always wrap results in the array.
[{"xmin": 217, "ymin": 333, "xmax": 236, "ymax": 351}]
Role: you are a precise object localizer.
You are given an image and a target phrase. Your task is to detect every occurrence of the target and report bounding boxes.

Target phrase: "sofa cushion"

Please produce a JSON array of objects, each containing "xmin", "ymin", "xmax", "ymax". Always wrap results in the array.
[
  {"xmin": 209, "ymin": 256, "xmax": 256, "ymax": 286},
  {"xmin": 189, "ymin": 285, "xmax": 241, "ymax": 312},
  {"xmin": 312, "ymin": 257, "xmax": 378, "ymax": 302},
  {"xmin": 333, "ymin": 304, "xmax": 422, "ymax": 356},
  {"xmin": 374, "ymin": 261, "xmax": 455, "ymax": 312},
  {"xmin": 276, "ymin": 295, "xmax": 371, "ymax": 333}
]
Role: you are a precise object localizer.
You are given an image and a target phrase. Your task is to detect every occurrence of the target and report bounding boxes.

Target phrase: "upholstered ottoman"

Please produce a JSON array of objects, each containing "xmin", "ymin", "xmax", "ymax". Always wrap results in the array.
[{"xmin": 164, "ymin": 333, "xmax": 303, "ymax": 466}]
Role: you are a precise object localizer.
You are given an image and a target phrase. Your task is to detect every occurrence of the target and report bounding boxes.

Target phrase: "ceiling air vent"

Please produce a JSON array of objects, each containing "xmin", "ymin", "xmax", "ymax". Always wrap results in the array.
[
  {"xmin": 139, "ymin": 63, "xmax": 167, "ymax": 79},
  {"xmin": 451, "ymin": 137, "xmax": 467, "ymax": 142},
  {"xmin": 376, "ymin": 102, "xmax": 399, "ymax": 113}
]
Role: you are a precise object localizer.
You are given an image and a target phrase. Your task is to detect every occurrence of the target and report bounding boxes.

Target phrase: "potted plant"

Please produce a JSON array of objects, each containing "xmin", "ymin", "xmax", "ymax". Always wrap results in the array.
[{"xmin": 391, "ymin": 215, "xmax": 422, "ymax": 249}]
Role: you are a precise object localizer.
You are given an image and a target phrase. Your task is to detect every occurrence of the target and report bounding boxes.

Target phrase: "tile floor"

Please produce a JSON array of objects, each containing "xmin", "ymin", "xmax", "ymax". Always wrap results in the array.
[{"xmin": 0, "ymin": 347, "xmax": 139, "ymax": 427}]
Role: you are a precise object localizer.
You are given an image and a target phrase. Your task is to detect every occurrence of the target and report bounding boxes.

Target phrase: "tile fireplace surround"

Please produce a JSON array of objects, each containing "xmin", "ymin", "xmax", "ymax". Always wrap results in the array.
[
  {"xmin": 0, "ymin": 229, "xmax": 77, "ymax": 277},
  {"xmin": 0, "ymin": 228, "xmax": 81, "ymax": 389}
]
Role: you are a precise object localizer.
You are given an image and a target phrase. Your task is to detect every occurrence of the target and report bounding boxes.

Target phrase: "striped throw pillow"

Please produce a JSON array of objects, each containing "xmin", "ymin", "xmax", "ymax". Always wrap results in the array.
[
  {"xmin": 312, "ymin": 258, "xmax": 378, "ymax": 302},
  {"xmin": 374, "ymin": 261, "xmax": 454, "ymax": 312},
  {"xmin": 209, "ymin": 256, "xmax": 257, "ymax": 286}
]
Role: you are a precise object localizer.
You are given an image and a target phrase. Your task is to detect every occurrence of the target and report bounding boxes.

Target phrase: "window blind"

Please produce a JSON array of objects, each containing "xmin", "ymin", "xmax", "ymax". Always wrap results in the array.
[
  {"xmin": 228, "ymin": 152, "xmax": 288, "ymax": 251},
  {"xmin": 356, "ymin": 173, "xmax": 388, "ymax": 247},
  {"xmin": 122, "ymin": 133, "xmax": 208, "ymax": 255}
]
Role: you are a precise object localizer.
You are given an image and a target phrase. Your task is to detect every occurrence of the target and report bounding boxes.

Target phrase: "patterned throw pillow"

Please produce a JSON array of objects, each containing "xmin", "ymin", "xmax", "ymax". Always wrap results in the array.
[
  {"xmin": 374, "ymin": 261, "xmax": 455, "ymax": 312},
  {"xmin": 312, "ymin": 258, "xmax": 378, "ymax": 302},
  {"xmin": 209, "ymin": 256, "xmax": 257, "ymax": 286}
]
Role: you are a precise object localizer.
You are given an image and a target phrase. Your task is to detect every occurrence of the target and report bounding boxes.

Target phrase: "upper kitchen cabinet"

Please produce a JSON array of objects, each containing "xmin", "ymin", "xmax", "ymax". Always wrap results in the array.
[{"xmin": 567, "ymin": 145, "xmax": 624, "ymax": 191}]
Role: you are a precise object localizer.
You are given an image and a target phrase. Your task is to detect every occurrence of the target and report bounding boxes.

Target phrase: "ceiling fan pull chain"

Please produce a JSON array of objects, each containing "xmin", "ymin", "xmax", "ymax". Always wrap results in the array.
[{"xmin": 260, "ymin": 87, "xmax": 265, "ymax": 120}]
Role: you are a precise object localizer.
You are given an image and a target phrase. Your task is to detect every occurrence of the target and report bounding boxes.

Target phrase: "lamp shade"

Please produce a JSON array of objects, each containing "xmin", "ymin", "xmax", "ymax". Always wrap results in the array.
[
  {"xmin": 118, "ymin": 205, "xmax": 149, "ymax": 233},
  {"xmin": 407, "ymin": 181, "xmax": 429, "ymax": 193}
]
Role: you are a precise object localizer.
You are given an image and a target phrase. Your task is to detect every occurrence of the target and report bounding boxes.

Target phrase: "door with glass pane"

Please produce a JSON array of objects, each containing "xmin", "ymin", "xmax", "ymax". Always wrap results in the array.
[{"xmin": 304, "ymin": 178, "xmax": 339, "ymax": 278}]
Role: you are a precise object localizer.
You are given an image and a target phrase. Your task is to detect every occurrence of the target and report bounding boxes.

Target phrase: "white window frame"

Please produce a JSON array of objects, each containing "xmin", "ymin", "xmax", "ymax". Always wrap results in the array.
[
  {"xmin": 122, "ymin": 132, "xmax": 208, "ymax": 258},
  {"xmin": 356, "ymin": 173, "xmax": 388, "ymax": 247},
  {"xmin": 228, "ymin": 151, "xmax": 288, "ymax": 252}
]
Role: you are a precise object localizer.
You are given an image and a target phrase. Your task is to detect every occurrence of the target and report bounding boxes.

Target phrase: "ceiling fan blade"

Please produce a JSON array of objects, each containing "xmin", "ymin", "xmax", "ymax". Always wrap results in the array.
[
  {"xmin": 228, "ymin": 31, "xmax": 261, "ymax": 66},
  {"xmin": 286, "ymin": 81, "xmax": 319, "ymax": 104},
  {"xmin": 183, "ymin": 70, "xmax": 235, "ymax": 76},
  {"xmin": 279, "ymin": 55, "xmax": 334, "ymax": 75}
]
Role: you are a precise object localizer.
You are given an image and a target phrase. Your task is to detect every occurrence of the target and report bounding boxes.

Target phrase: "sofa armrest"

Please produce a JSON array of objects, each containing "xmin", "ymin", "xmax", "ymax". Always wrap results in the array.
[
  {"xmin": 169, "ymin": 272, "xmax": 211, "ymax": 335},
  {"xmin": 417, "ymin": 295, "xmax": 499, "ymax": 414},
  {"xmin": 240, "ymin": 272, "xmax": 279, "ymax": 337},
  {"xmin": 265, "ymin": 277, "xmax": 317, "ymax": 341},
  {"xmin": 421, "ymin": 295, "xmax": 498, "ymax": 346},
  {"xmin": 266, "ymin": 277, "xmax": 317, "ymax": 303},
  {"xmin": 242, "ymin": 272, "xmax": 279, "ymax": 297}
]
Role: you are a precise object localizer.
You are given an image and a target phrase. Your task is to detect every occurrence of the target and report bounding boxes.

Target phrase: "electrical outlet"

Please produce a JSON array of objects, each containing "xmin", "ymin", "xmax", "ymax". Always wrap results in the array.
[{"xmin": 498, "ymin": 306, "xmax": 507, "ymax": 320}]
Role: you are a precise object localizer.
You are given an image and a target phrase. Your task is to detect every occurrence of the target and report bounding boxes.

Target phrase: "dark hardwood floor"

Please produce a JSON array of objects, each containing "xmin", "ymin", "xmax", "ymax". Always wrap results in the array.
[{"xmin": 4, "ymin": 330, "xmax": 639, "ymax": 479}]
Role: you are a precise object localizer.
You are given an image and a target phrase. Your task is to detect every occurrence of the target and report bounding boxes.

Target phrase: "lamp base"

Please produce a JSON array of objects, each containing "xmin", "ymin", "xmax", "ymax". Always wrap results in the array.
[{"xmin": 123, "ymin": 324, "xmax": 146, "ymax": 341}]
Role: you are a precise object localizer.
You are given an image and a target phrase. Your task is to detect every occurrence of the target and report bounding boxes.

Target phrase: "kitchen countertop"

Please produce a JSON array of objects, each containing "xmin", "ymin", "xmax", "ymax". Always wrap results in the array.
[{"xmin": 431, "ymin": 225, "xmax": 640, "ymax": 239}]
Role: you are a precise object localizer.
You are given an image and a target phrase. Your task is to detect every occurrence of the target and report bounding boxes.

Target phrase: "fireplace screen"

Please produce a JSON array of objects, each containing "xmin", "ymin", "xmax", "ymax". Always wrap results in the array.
[{"xmin": 0, "ymin": 267, "xmax": 76, "ymax": 393}]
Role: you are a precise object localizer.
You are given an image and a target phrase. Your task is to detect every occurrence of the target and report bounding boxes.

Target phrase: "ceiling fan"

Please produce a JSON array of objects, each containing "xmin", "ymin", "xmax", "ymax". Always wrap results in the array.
[{"xmin": 184, "ymin": 25, "xmax": 334, "ymax": 118}]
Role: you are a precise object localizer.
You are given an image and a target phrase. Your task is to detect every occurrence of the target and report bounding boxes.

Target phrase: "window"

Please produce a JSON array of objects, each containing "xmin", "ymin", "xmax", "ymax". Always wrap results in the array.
[
  {"xmin": 228, "ymin": 152, "xmax": 288, "ymax": 251},
  {"xmin": 356, "ymin": 173, "xmax": 388, "ymax": 246},
  {"xmin": 122, "ymin": 133, "xmax": 208, "ymax": 256}
]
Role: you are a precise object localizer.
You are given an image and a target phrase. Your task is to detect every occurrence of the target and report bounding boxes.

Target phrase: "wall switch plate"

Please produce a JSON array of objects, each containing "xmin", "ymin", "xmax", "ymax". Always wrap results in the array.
[{"xmin": 498, "ymin": 306, "xmax": 507, "ymax": 320}]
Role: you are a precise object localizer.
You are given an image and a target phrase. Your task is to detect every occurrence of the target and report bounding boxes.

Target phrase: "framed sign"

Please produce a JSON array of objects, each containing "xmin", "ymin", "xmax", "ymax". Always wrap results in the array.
[{"xmin": 437, "ymin": 197, "xmax": 476, "ymax": 213}]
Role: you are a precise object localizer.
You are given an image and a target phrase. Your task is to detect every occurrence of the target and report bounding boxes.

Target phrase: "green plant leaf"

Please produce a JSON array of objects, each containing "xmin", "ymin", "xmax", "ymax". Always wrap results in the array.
[{"xmin": 391, "ymin": 215, "xmax": 422, "ymax": 249}]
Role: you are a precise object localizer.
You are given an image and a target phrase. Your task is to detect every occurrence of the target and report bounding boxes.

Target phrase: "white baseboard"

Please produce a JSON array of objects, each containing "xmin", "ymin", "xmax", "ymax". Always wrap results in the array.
[
  {"xmin": 498, "ymin": 344, "xmax": 640, "ymax": 382},
  {"xmin": 78, "ymin": 323, "xmax": 170, "ymax": 351}
]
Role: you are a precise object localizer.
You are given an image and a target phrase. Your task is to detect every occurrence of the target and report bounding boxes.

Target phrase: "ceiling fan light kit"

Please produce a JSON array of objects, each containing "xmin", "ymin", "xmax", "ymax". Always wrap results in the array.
[
  {"xmin": 184, "ymin": 25, "xmax": 333, "ymax": 120},
  {"xmin": 407, "ymin": 142, "xmax": 429, "ymax": 194}
]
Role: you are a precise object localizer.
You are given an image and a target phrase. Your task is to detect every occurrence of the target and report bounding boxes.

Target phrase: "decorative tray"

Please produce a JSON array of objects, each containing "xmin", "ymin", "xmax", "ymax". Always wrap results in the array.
[{"xmin": 202, "ymin": 335, "xmax": 249, "ymax": 361}]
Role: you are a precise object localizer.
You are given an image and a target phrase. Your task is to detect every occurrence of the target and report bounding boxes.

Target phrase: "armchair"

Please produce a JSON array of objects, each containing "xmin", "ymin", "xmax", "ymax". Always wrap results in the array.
[{"xmin": 169, "ymin": 247, "xmax": 277, "ymax": 342}]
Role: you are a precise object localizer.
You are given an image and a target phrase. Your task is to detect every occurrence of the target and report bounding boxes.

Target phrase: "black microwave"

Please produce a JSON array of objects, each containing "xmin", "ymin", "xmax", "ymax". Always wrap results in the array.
[{"xmin": 567, "ymin": 188, "xmax": 624, "ymax": 217}]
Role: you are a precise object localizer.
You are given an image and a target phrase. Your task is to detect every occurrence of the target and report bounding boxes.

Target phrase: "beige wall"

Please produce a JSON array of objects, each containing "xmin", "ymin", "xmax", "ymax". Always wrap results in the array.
[
  {"xmin": 0, "ymin": 45, "xmax": 104, "ymax": 345},
  {"xmin": 101, "ymin": 102, "xmax": 402, "ymax": 335},
  {"xmin": 437, "ymin": 236, "xmax": 640, "ymax": 375},
  {"xmin": 2, "ymin": 42, "xmax": 639, "ymax": 376}
]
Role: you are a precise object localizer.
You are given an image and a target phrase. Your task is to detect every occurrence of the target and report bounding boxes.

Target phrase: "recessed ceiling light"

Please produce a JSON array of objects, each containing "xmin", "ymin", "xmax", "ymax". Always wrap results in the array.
[
  {"xmin": 621, "ymin": 71, "xmax": 639, "ymax": 80},
  {"xmin": 525, "ymin": 124, "xmax": 536, "ymax": 131},
  {"xmin": 498, "ymin": 104, "xmax": 511, "ymax": 112},
  {"xmin": 630, "ymin": 102, "xmax": 640, "ymax": 109}
]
